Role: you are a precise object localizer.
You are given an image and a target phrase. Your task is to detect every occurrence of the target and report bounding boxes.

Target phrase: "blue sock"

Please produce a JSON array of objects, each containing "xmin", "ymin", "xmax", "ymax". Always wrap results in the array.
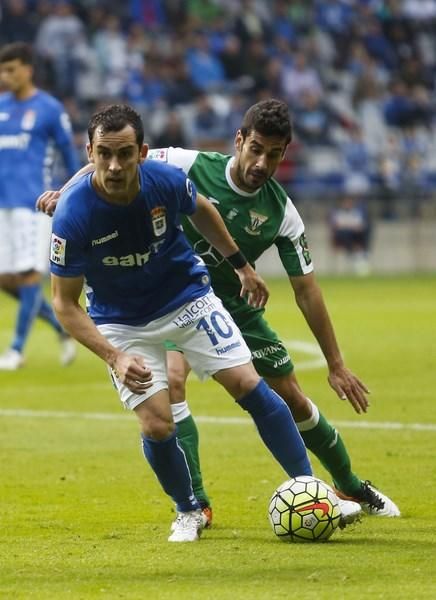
[
  {"xmin": 237, "ymin": 379, "xmax": 312, "ymax": 477},
  {"xmin": 3, "ymin": 287, "xmax": 64, "ymax": 335},
  {"xmin": 141, "ymin": 431, "xmax": 200, "ymax": 513},
  {"xmin": 11, "ymin": 284, "xmax": 43, "ymax": 353},
  {"xmin": 38, "ymin": 297, "xmax": 64, "ymax": 335}
]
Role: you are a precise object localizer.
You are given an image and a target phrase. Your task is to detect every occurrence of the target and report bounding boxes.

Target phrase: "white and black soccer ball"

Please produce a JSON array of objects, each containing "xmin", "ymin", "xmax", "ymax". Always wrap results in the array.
[{"xmin": 268, "ymin": 476, "xmax": 341, "ymax": 542}]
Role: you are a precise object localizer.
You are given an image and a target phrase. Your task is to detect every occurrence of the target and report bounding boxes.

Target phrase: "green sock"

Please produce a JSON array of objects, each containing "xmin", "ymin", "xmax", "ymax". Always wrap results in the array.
[
  {"xmin": 300, "ymin": 411, "xmax": 362, "ymax": 496},
  {"xmin": 176, "ymin": 414, "xmax": 211, "ymax": 508}
]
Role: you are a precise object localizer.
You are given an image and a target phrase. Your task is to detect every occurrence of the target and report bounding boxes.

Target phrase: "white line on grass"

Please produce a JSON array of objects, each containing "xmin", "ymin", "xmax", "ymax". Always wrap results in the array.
[{"xmin": 0, "ymin": 408, "xmax": 435, "ymax": 432}]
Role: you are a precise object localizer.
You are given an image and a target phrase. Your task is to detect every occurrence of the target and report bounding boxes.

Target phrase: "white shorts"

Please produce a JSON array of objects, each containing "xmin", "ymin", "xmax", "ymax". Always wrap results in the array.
[
  {"xmin": 98, "ymin": 290, "xmax": 251, "ymax": 410},
  {"xmin": 0, "ymin": 208, "xmax": 52, "ymax": 275}
]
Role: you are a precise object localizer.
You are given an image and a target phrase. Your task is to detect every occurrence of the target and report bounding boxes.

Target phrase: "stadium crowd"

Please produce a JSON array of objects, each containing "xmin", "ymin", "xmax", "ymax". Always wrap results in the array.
[{"xmin": 2, "ymin": 0, "xmax": 436, "ymax": 215}]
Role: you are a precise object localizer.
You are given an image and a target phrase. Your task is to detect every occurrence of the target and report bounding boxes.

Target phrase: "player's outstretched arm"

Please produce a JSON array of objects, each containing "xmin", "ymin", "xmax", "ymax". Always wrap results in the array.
[
  {"xmin": 289, "ymin": 272, "xmax": 370, "ymax": 414},
  {"xmin": 36, "ymin": 164, "xmax": 96, "ymax": 215},
  {"xmin": 51, "ymin": 274, "xmax": 152, "ymax": 394},
  {"xmin": 189, "ymin": 194, "xmax": 269, "ymax": 308}
]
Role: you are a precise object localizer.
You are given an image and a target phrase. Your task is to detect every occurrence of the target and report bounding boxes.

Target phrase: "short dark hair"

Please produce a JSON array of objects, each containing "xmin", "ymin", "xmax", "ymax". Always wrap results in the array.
[
  {"xmin": 0, "ymin": 42, "xmax": 34, "ymax": 65},
  {"xmin": 88, "ymin": 104, "xmax": 144, "ymax": 148},
  {"xmin": 240, "ymin": 99, "xmax": 293, "ymax": 145}
]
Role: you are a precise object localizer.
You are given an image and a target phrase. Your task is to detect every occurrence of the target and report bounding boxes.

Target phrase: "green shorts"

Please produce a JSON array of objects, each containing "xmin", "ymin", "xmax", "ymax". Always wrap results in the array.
[{"xmin": 165, "ymin": 294, "xmax": 294, "ymax": 378}]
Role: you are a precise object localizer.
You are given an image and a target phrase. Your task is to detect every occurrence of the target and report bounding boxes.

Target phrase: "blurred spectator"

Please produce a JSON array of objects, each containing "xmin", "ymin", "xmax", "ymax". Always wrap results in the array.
[
  {"xmin": 188, "ymin": 93, "xmax": 228, "ymax": 150},
  {"xmin": 293, "ymin": 90, "xmax": 352, "ymax": 146},
  {"xmin": 233, "ymin": 0, "xmax": 271, "ymax": 46},
  {"xmin": 93, "ymin": 15, "xmax": 128, "ymax": 99},
  {"xmin": 340, "ymin": 126, "xmax": 372, "ymax": 196},
  {"xmin": 330, "ymin": 195, "xmax": 372, "ymax": 276},
  {"xmin": 383, "ymin": 79, "xmax": 433, "ymax": 129},
  {"xmin": 185, "ymin": 30, "xmax": 226, "ymax": 92},
  {"xmin": 35, "ymin": 0, "xmax": 85, "ymax": 98},
  {"xmin": 152, "ymin": 110, "xmax": 189, "ymax": 148},
  {"xmin": 281, "ymin": 50, "xmax": 323, "ymax": 108},
  {"xmin": 0, "ymin": 0, "xmax": 37, "ymax": 44}
]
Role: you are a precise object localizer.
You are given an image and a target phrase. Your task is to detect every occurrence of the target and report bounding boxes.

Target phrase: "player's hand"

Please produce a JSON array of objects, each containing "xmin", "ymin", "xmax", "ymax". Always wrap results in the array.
[
  {"xmin": 328, "ymin": 365, "xmax": 370, "ymax": 414},
  {"xmin": 235, "ymin": 263, "xmax": 269, "ymax": 308},
  {"xmin": 36, "ymin": 190, "xmax": 61, "ymax": 216},
  {"xmin": 112, "ymin": 353, "xmax": 153, "ymax": 394}
]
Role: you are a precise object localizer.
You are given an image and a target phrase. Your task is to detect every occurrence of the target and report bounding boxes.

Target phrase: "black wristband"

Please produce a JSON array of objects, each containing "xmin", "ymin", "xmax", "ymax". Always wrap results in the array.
[{"xmin": 226, "ymin": 250, "xmax": 248, "ymax": 270}]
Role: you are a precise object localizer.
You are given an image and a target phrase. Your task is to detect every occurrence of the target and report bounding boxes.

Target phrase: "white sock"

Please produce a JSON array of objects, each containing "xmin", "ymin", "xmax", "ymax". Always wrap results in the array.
[
  {"xmin": 171, "ymin": 401, "xmax": 191, "ymax": 424},
  {"xmin": 296, "ymin": 399, "xmax": 320, "ymax": 432}
]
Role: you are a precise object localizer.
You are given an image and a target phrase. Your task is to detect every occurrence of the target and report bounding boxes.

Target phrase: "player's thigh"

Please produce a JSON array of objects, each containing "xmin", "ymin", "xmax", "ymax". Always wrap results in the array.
[
  {"xmin": 97, "ymin": 323, "xmax": 168, "ymax": 411},
  {"xmin": 166, "ymin": 348, "xmax": 191, "ymax": 404},
  {"xmin": 166, "ymin": 290, "xmax": 252, "ymax": 382},
  {"xmin": 234, "ymin": 303, "xmax": 295, "ymax": 379}
]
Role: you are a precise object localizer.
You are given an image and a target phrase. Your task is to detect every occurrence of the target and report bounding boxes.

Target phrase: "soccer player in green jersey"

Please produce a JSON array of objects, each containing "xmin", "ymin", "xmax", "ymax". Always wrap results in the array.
[
  {"xmin": 147, "ymin": 99, "xmax": 400, "ymax": 521},
  {"xmin": 38, "ymin": 99, "xmax": 400, "ymax": 522}
]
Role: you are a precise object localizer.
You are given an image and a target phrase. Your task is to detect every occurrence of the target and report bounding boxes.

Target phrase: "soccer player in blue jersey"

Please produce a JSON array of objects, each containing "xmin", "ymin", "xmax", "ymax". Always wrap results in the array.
[
  {"xmin": 49, "ymin": 104, "xmax": 361, "ymax": 542},
  {"xmin": 0, "ymin": 42, "xmax": 79, "ymax": 370}
]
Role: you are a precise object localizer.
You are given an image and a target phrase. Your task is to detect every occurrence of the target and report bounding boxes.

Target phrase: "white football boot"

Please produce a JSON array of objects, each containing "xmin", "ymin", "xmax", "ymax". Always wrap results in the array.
[
  {"xmin": 349, "ymin": 481, "xmax": 401, "ymax": 517},
  {"xmin": 337, "ymin": 498, "xmax": 363, "ymax": 529},
  {"xmin": 60, "ymin": 337, "xmax": 77, "ymax": 366},
  {"xmin": 0, "ymin": 348, "xmax": 24, "ymax": 370},
  {"xmin": 168, "ymin": 509, "xmax": 203, "ymax": 542}
]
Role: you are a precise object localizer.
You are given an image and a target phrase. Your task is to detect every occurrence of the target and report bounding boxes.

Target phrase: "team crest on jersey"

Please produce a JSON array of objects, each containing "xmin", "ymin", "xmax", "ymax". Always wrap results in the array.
[
  {"xmin": 21, "ymin": 110, "xmax": 36, "ymax": 130},
  {"xmin": 244, "ymin": 210, "xmax": 268, "ymax": 235},
  {"xmin": 50, "ymin": 234, "xmax": 66, "ymax": 266},
  {"xmin": 225, "ymin": 208, "xmax": 238, "ymax": 221},
  {"xmin": 151, "ymin": 206, "xmax": 167, "ymax": 236}
]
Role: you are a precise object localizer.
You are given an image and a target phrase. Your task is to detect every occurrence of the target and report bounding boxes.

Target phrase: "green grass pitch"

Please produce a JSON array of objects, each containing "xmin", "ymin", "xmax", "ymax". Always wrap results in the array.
[{"xmin": 1, "ymin": 275, "xmax": 436, "ymax": 599}]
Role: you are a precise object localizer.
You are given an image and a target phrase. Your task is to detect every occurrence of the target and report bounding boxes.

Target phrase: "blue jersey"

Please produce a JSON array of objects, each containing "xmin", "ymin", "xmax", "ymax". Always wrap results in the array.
[
  {"xmin": 50, "ymin": 160, "xmax": 211, "ymax": 326},
  {"xmin": 0, "ymin": 90, "xmax": 79, "ymax": 209}
]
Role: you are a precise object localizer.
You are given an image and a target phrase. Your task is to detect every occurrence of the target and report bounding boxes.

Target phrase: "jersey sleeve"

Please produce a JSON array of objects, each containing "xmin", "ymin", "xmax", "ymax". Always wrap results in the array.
[
  {"xmin": 274, "ymin": 197, "xmax": 314, "ymax": 276},
  {"xmin": 171, "ymin": 166, "xmax": 198, "ymax": 215},
  {"xmin": 50, "ymin": 192, "xmax": 88, "ymax": 277},
  {"xmin": 48, "ymin": 102, "xmax": 80, "ymax": 177},
  {"xmin": 148, "ymin": 147, "xmax": 199, "ymax": 175}
]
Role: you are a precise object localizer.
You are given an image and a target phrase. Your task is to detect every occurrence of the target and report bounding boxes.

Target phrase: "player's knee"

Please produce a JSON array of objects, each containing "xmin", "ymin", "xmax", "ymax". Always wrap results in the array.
[{"xmin": 140, "ymin": 416, "xmax": 175, "ymax": 441}]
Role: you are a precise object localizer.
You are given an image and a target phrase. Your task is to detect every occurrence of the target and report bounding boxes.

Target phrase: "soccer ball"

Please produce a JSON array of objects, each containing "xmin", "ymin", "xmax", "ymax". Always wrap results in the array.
[{"xmin": 268, "ymin": 476, "xmax": 341, "ymax": 542}]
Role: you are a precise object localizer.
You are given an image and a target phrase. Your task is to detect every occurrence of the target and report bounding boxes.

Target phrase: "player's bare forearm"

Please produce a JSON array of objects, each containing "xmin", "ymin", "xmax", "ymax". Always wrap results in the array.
[
  {"xmin": 51, "ymin": 274, "xmax": 120, "ymax": 366},
  {"xmin": 290, "ymin": 273, "xmax": 343, "ymax": 368},
  {"xmin": 188, "ymin": 194, "xmax": 239, "ymax": 257},
  {"xmin": 51, "ymin": 274, "xmax": 152, "ymax": 393},
  {"xmin": 289, "ymin": 272, "xmax": 370, "ymax": 413},
  {"xmin": 189, "ymin": 194, "xmax": 269, "ymax": 306}
]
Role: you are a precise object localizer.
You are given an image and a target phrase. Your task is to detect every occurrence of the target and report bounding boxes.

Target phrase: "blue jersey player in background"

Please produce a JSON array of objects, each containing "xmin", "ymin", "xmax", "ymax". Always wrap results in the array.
[
  {"xmin": 49, "ymin": 103, "xmax": 337, "ymax": 542},
  {"xmin": 0, "ymin": 42, "xmax": 79, "ymax": 370}
]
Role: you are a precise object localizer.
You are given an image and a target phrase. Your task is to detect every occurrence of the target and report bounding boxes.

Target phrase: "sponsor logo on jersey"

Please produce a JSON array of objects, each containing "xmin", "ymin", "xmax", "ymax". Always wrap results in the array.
[
  {"xmin": 244, "ymin": 210, "xmax": 268, "ymax": 235},
  {"xmin": 50, "ymin": 234, "xmax": 66, "ymax": 266},
  {"xmin": 215, "ymin": 341, "xmax": 241, "ymax": 355},
  {"xmin": 172, "ymin": 294, "xmax": 215, "ymax": 328},
  {"xmin": 21, "ymin": 110, "xmax": 36, "ymax": 130},
  {"xmin": 251, "ymin": 343, "xmax": 286, "ymax": 360},
  {"xmin": 101, "ymin": 240, "xmax": 165, "ymax": 267},
  {"xmin": 298, "ymin": 233, "xmax": 312, "ymax": 266},
  {"xmin": 0, "ymin": 133, "xmax": 31, "ymax": 150},
  {"xmin": 150, "ymin": 206, "xmax": 167, "ymax": 236},
  {"xmin": 92, "ymin": 230, "xmax": 119, "ymax": 246}
]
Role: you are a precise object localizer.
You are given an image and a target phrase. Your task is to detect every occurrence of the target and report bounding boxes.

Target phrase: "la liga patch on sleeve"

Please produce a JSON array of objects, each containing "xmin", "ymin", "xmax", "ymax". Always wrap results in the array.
[{"xmin": 50, "ymin": 233, "xmax": 66, "ymax": 265}]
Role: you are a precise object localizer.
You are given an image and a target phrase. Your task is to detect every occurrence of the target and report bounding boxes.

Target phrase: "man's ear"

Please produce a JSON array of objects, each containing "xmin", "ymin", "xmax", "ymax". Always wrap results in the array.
[
  {"xmin": 86, "ymin": 143, "xmax": 94, "ymax": 163},
  {"xmin": 139, "ymin": 143, "xmax": 149, "ymax": 163},
  {"xmin": 235, "ymin": 130, "xmax": 243, "ymax": 152}
]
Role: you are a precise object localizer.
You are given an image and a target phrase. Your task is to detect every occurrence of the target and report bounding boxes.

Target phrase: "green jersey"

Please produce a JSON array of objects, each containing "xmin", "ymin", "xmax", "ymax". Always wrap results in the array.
[{"xmin": 148, "ymin": 148, "xmax": 313, "ymax": 298}]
